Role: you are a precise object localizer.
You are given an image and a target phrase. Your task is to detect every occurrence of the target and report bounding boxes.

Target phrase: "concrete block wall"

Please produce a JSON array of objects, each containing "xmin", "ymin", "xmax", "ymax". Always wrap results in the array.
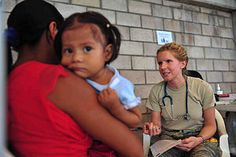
[{"xmin": 3, "ymin": 0, "xmax": 236, "ymax": 114}]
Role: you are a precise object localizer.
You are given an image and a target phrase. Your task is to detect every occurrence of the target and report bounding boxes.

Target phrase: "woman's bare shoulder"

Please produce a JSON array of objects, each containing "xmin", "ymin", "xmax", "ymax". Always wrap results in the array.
[{"xmin": 48, "ymin": 70, "xmax": 97, "ymax": 113}]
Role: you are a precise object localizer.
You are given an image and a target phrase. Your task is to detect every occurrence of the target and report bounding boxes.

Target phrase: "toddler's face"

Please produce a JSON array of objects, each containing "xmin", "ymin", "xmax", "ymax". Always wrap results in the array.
[{"xmin": 61, "ymin": 23, "xmax": 111, "ymax": 82}]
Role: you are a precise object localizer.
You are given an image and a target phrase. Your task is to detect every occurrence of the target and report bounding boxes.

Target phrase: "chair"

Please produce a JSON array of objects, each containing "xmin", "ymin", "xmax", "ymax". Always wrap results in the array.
[
  {"xmin": 215, "ymin": 109, "xmax": 230, "ymax": 157},
  {"xmin": 143, "ymin": 70, "xmax": 230, "ymax": 157},
  {"xmin": 185, "ymin": 70, "xmax": 230, "ymax": 156},
  {"xmin": 143, "ymin": 109, "xmax": 230, "ymax": 157},
  {"xmin": 184, "ymin": 70, "xmax": 203, "ymax": 80}
]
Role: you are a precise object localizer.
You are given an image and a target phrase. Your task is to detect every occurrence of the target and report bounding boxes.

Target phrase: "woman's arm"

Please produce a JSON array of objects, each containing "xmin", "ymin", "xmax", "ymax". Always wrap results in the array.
[
  {"xmin": 48, "ymin": 72, "xmax": 143, "ymax": 157},
  {"xmin": 177, "ymin": 107, "xmax": 217, "ymax": 151},
  {"xmin": 197, "ymin": 107, "xmax": 217, "ymax": 142},
  {"xmin": 151, "ymin": 111, "xmax": 161, "ymax": 127}
]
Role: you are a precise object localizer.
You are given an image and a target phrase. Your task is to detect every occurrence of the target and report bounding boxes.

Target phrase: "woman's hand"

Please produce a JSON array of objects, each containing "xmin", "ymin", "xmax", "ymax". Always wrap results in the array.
[
  {"xmin": 176, "ymin": 136, "xmax": 202, "ymax": 151},
  {"xmin": 143, "ymin": 122, "xmax": 161, "ymax": 136}
]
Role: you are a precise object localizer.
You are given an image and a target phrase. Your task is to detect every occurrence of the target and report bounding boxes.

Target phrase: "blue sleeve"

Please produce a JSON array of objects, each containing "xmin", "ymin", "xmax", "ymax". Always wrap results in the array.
[{"xmin": 111, "ymin": 77, "xmax": 141, "ymax": 110}]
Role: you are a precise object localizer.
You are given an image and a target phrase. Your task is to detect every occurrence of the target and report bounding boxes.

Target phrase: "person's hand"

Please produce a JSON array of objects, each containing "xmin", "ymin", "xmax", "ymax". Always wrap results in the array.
[
  {"xmin": 176, "ymin": 136, "xmax": 202, "ymax": 151},
  {"xmin": 143, "ymin": 122, "xmax": 161, "ymax": 136},
  {"xmin": 98, "ymin": 88, "xmax": 120, "ymax": 111}
]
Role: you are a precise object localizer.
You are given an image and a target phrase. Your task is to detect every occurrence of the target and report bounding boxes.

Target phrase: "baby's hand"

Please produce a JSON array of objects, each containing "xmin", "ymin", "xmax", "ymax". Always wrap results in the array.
[
  {"xmin": 143, "ymin": 122, "xmax": 161, "ymax": 136},
  {"xmin": 98, "ymin": 88, "xmax": 120, "ymax": 110}
]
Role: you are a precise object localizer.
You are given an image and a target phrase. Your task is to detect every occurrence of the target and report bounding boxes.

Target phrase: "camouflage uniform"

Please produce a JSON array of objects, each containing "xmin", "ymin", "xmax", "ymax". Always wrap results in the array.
[{"xmin": 149, "ymin": 128, "xmax": 221, "ymax": 157}]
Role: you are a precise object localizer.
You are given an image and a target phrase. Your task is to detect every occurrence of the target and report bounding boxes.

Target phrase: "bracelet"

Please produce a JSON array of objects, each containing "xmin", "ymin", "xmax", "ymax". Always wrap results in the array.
[{"xmin": 197, "ymin": 135, "xmax": 205, "ymax": 143}]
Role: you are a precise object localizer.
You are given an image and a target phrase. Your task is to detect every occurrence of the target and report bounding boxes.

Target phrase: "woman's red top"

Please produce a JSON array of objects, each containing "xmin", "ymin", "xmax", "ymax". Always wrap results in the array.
[{"xmin": 8, "ymin": 61, "xmax": 92, "ymax": 157}]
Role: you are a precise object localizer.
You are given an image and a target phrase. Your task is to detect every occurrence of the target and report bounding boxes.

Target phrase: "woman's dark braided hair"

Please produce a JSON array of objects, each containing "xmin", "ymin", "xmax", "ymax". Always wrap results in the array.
[{"xmin": 5, "ymin": 0, "xmax": 64, "ymax": 73}]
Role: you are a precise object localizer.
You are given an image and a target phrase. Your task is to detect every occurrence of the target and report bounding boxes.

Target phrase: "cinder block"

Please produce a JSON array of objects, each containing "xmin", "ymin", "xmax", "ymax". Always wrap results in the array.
[
  {"xmin": 193, "ymin": 12, "xmax": 209, "ymax": 24},
  {"xmin": 202, "ymin": 25, "xmax": 220, "ymax": 36},
  {"xmin": 194, "ymin": 35, "xmax": 211, "ymax": 47},
  {"xmin": 183, "ymin": 4, "xmax": 199, "ymax": 12},
  {"xmin": 218, "ymin": 16, "xmax": 224, "ymax": 27},
  {"xmin": 117, "ymin": 26, "xmax": 130, "ymax": 40},
  {"xmin": 129, "ymin": 0, "xmax": 151, "ymax": 15},
  {"xmin": 143, "ymin": 0, "xmax": 161, "ymax": 5},
  {"xmin": 144, "ymin": 43, "xmax": 160, "ymax": 57},
  {"xmin": 225, "ymin": 18, "xmax": 233, "ymax": 28},
  {"xmin": 232, "ymin": 83, "xmax": 236, "ymax": 93},
  {"xmin": 197, "ymin": 59, "xmax": 213, "ymax": 70},
  {"xmin": 146, "ymin": 71, "xmax": 163, "ymax": 84},
  {"xmin": 219, "ymin": 27, "xmax": 233, "ymax": 38},
  {"xmin": 55, "ymin": 3, "xmax": 86, "ymax": 18},
  {"xmin": 132, "ymin": 56, "xmax": 156, "ymax": 70},
  {"xmin": 206, "ymin": 72, "xmax": 223, "ymax": 82},
  {"xmin": 117, "ymin": 12, "xmax": 141, "ymax": 27},
  {"xmin": 130, "ymin": 28, "xmax": 153, "ymax": 42},
  {"xmin": 2, "ymin": 12, "xmax": 10, "ymax": 29},
  {"xmin": 139, "ymin": 100, "xmax": 149, "ymax": 114},
  {"xmin": 3, "ymin": 0, "xmax": 16, "ymax": 12},
  {"xmin": 186, "ymin": 46, "xmax": 204, "ymax": 58},
  {"xmin": 175, "ymin": 33, "xmax": 194, "ymax": 45},
  {"xmin": 120, "ymin": 70, "xmax": 145, "ymax": 84},
  {"xmin": 187, "ymin": 59, "xmax": 197, "ymax": 70},
  {"xmin": 217, "ymin": 10, "xmax": 231, "ymax": 18},
  {"xmin": 152, "ymin": 5, "xmax": 172, "ymax": 18},
  {"xmin": 112, "ymin": 55, "xmax": 131, "ymax": 69},
  {"xmin": 102, "ymin": 0, "xmax": 127, "ymax": 11},
  {"xmin": 201, "ymin": 7, "xmax": 217, "ymax": 14},
  {"xmin": 72, "ymin": 0, "xmax": 100, "ymax": 7},
  {"xmin": 223, "ymin": 72, "xmax": 236, "ymax": 82},
  {"xmin": 229, "ymin": 61, "xmax": 236, "ymax": 71},
  {"xmin": 221, "ymin": 49, "xmax": 236, "ymax": 59},
  {"xmin": 205, "ymin": 48, "xmax": 221, "ymax": 59},
  {"xmin": 141, "ymin": 16, "xmax": 163, "ymax": 29},
  {"xmin": 174, "ymin": 8, "xmax": 192, "ymax": 22},
  {"xmin": 211, "ymin": 37, "xmax": 224, "ymax": 48},
  {"xmin": 135, "ymin": 85, "xmax": 154, "ymax": 99},
  {"xmin": 214, "ymin": 60, "xmax": 229, "ymax": 71},
  {"xmin": 120, "ymin": 41, "xmax": 143, "ymax": 55},
  {"xmin": 184, "ymin": 22, "xmax": 201, "ymax": 34},
  {"xmin": 163, "ymin": 0, "xmax": 182, "ymax": 8},
  {"xmin": 164, "ymin": 19, "xmax": 183, "ymax": 32}
]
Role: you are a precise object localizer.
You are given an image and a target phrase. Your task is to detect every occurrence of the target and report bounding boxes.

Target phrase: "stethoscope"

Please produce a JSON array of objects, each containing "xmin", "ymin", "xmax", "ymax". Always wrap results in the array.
[{"xmin": 162, "ymin": 79, "xmax": 191, "ymax": 120}]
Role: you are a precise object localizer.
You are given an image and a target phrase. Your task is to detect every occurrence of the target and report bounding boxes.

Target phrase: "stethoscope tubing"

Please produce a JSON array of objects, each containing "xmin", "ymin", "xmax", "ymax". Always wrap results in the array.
[{"xmin": 162, "ymin": 79, "xmax": 190, "ymax": 120}]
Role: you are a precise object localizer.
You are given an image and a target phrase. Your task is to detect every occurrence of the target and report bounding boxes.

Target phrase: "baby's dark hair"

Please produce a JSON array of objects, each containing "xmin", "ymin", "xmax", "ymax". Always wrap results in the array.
[
  {"xmin": 5, "ymin": 0, "xmax": 64, "ymax": 73},
  {"xmin": 55, "ymin": 11, "xmax": 121, "ymax": 65}
]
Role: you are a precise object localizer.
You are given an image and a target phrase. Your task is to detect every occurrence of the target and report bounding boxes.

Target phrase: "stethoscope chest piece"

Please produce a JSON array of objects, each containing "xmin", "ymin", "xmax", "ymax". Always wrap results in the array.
[{"xmin": 184, "ymin": 113, "xmax": 191, "ymax": 120}]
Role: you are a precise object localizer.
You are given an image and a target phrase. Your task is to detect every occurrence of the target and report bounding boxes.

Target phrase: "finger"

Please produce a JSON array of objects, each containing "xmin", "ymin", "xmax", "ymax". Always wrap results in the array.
[
  {"xmin": 176, "ymin": 145, "xmax": 190, "ymax": 152},
  {"xmin": 97, "ymin": 95, "xmax": 103, "ymax": 103},
  {"xmin": 143, "ymin": 130, "xmax": 149, "ymax": 134},
  {"xmin": 149, "ymin": 123, "xmax": 153, "ymax": 129},
  {"xmin": 106, "ymin": 87, "xmax": 113, "ymax": 93},
  {"xmin": 98, "ymin": 92, "xmax": 105, "ymax": 100},
  {"xmin": 150, "ymin": 125, "xmax": 160, "ymax": 135},
  {"xmin": 99, "ymin": 90, "xmax": 105, "ymax": 97},
  {"xmin": 143, "ymin": 123, "xmax": 152, "ymax": 134},
  {"xmin": 103, "ymin": 88, "xmax": 109, "ymax": 95},
  {"xmin": 143, "ymin": 123, "xmax": 149, "ymax": 130}
]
